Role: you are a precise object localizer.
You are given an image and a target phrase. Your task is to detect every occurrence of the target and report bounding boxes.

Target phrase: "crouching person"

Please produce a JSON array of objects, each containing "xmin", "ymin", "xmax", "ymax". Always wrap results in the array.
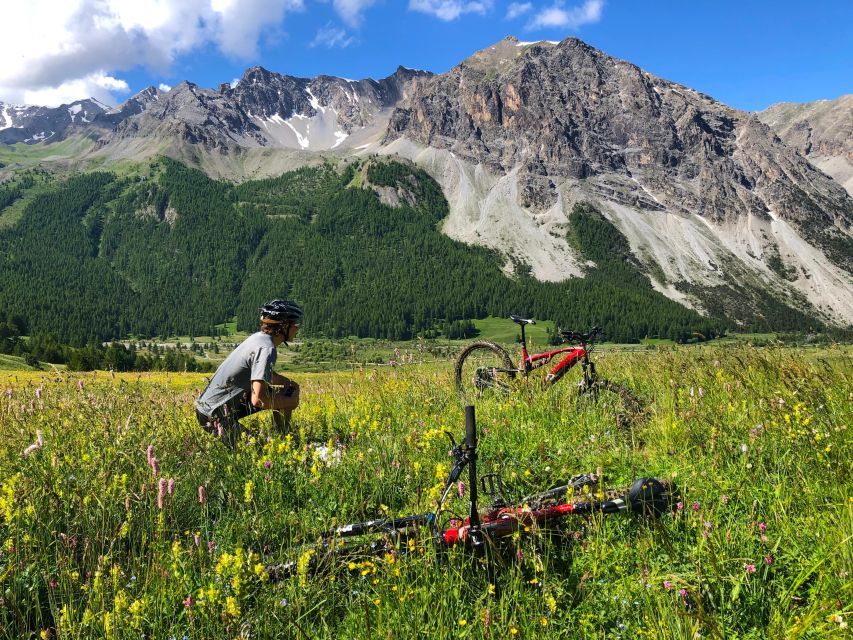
[{"xmin": 194, "ymin": 299, "xmax": 302, "ymax": 447}]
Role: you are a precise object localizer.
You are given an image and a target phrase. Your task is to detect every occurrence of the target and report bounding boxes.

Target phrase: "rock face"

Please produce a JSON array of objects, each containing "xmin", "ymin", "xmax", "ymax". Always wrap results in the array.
[
  {"xmin": 108, "ymin": 81, "xmax": 268, "ymax": 151},
  {"xmin": 386, "ymin": 37, "xmax": 850, "ymax": 238},
  {"xmin": 101, "ymin": 66, "xmax": 432, "ymax": 153},
  {"xmin": 0, "ymin": 98, "xmax": 110, "ymax": 143},
  {"xmin": 98, "ymin": 87, "xmax": 164, "ymax": 125},
  {"xmin": 230, "ymin": 65, "xmax": 426, "ymax": 134},
  {"xmin": 758, "ymin": 95, "xmax": 853, "ymax": 196},
  {"xmin": 0, "ymin": 67, "xmax": 431, "ymax": 154}
]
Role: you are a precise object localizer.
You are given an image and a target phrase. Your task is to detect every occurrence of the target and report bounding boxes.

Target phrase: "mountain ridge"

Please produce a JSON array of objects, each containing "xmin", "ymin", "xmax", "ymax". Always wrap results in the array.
[{"xmin": 1, "ymin": 37, "xmax": 850, "ymax": 328}]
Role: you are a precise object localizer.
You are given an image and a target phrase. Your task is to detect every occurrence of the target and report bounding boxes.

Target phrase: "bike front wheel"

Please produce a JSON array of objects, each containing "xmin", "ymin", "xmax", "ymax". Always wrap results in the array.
[
  {"xmin": 573, "ymin": 379, "xmax": 643, "ymax": 434},
  {"xmin": 454, "ymin": 341, "xmax": 516, "ymax": 402}
]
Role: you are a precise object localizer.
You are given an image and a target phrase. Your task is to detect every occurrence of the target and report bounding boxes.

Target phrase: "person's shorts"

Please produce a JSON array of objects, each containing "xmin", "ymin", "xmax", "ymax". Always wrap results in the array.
[{"xmin": 196, "ymin": 392, "xmax": 258, "ymax": 431}]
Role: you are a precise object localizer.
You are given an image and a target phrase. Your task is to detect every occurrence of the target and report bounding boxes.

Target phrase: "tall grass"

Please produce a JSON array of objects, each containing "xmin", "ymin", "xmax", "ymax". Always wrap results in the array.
[{"xmin": 0, "ymin": 346, "xmax": 850, "ymax": 638}]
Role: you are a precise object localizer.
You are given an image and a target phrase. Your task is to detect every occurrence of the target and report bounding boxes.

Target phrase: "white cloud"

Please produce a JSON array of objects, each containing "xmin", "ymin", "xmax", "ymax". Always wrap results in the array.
[
  {"xmin": 333, "ymin": 0, "xmax": 378, "ymax": 27},
  {"xmin": 408, "ymin": 0, "xmax": 493, "ymax": 21},
  {"xmin": 0, "ymin": 0, "xmax": 305, "ymax": 106},
  {"xmin": 21, "ymin": 73, "xmax": 130, "ymax": 107},
  {"xmin": 231, "ymin": 77, "xmax": 241, "ymax": 88},
  {"xmin": 505, "ymin": 2, "xmax": 532, "ymax": 20},
  {"xmin": 311, "ymin": 24, "xmax": 356, "ymax": 48},
  {"xmin": 158, "ymin": 83, "xmax": 172, "ymax": 92},
  {"xmin": 527, "ymin": 0, "xmax": 603, "ymax": 30}
]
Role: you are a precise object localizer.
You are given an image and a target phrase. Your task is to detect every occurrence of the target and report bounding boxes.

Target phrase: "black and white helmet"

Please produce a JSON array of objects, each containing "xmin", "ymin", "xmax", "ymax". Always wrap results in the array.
[{"xmin": 260, "ymin": 299, "xmax": 303, "ymax": 324}]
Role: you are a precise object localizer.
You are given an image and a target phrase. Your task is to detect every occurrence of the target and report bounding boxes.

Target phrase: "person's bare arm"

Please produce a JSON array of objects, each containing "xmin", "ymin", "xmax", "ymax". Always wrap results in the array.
[
  {"xmin": 270, "ymin": 371, "xmax": 291, "ymax": 386},
  {"xmin": 251, "ymin": 379, "xmax": 299, "ymax": 410}
]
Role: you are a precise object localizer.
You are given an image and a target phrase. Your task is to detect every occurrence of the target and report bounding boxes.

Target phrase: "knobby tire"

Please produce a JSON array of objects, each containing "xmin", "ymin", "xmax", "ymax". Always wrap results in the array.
[{"xmin": 454, "ymin": 341, "xmax": 515, "ymax": 402}]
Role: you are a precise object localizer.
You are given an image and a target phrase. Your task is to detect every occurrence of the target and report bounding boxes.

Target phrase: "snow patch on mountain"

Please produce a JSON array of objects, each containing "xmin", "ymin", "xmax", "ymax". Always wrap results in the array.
[
  {"xmin": 282, "ymin": 118, "xmax": 309, "ymax": 149},
  {"xmin": 0, "ymin": 105, "xmax": 12, "ymax": 130}
]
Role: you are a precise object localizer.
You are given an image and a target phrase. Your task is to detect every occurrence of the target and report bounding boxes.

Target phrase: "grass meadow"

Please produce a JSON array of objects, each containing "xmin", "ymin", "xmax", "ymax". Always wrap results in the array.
[{"xmin": 0, "ymin": 345, "xmax": 850, "ymax": 639}]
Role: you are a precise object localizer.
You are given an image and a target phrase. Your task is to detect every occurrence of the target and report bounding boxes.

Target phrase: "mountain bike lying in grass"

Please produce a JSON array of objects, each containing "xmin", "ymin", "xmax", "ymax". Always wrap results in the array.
[
  {"xmin": 454, "ymin": 316, "xmax": 642, "ymax": 425},
  {"xmin": 267, "ymin": 407, "xmax": 674, "ymax": 580}
]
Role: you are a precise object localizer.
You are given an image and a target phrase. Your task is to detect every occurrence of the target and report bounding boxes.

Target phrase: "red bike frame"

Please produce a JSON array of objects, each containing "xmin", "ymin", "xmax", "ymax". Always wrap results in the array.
[{"xmin": 518, "ymin": 322, "xmax": 588, "ymax": 383}]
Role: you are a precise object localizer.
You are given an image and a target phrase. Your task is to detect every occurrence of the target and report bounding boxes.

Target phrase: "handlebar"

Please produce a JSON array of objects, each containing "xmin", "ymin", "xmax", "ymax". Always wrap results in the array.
[{"xmin": 557, "ymin": 326, "xmax": 603, "ymax": 344}]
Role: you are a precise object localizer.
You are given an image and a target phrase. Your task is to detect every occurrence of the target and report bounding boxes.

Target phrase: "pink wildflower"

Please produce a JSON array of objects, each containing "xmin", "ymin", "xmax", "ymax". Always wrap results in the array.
[
  {"xmin": 264, "ymin": 460, "xmax": 272, "ymax": 469},
  {"xmin": 458, "ymin": 481, "xmax": 465, "ymax": 498},
  {"xmin": 721, "ymin": 495, "xmax": 729, "ymax": 505},
  {"xmin": 692, "ymin": 501, "xmax": 700, "ymax": 512},
  {"xmin": 760, "ymin": 534, "xmax": 769, "ymax": 543},
  {"xmin": 167, "ymin": 478, "xmax": 175, "ymax": 496},
  {"xmin": 35, "ymin": 387, "xmax": 42, "ymax": 400},
  {"xmin": 663, "ymin": 580, "xmax": 673, "ymax": 590},
  {"xmin": 208, "ymin": 541, "xmax": 216, "ymax": 554},
  {"xmin": 157, "ymin": 477, "xmax": 166, "ymax": 509},
  {"xmin": 194, "ymin": 534, "xmax": 201, "ymax": 547},
  {"xmin": 676, "ymin": 501, "xmax": 683, "ymax": 512},
  {"xmin": 77, "ymin": 380, "xmax": 84, "ymax": 391},
  {"xmin": 150, "ymin": 458, "xmax": 159, "ymax": 476},
  {"xmin": 516, "ymin": 549, "xmax": 524, "ymax": 562},
  {"xmin": 184, "ymin": 596, "xmax": 193, "ymax": 609},
  {"xmin": 146, "ymin": 445, "xmax": 154, "ymax": 465},
  {"xmin": 678, "ymin": 589, "xmax": 688, "ymax": 599},
  {"xmin": 745, "ymin": 563, "xmax": 756, "ymax": 574},
  {"xmin": 758, "ymin": 521, "xmax": 767, "ymax": 532},
  {"xmin": 764, "ymin": 554, "xmax": 773, "ymax": 566},
  {"xmin": 198, "ymin": 485, "xmax": 206, "ymax": 504}
]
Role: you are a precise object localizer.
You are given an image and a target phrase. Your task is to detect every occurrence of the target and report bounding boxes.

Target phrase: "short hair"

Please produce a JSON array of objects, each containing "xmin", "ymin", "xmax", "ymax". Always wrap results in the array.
[{"xmin": 260, "ymin": 323, "xmax": 283, "ymax": 335}]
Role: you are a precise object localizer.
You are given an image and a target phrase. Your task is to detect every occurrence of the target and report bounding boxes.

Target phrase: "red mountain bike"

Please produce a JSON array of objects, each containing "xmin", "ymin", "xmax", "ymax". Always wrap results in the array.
[
  {"xmin": 454, "ymin": 316, "xmax": 641, "ymax": 422},
  {"xmin": 267, "ymin": 406, "xmax": 672, "ymax": 581}
]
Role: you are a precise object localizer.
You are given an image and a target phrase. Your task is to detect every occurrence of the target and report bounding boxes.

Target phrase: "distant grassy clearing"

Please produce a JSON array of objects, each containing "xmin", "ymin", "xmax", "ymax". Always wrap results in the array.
[
  {"xmin": 0, "ymin": 354, "xmax": 38, "ymax": 371},
  {"xmin": 0, "ymin": 136, "xmax": 95, "ymax": 166}
]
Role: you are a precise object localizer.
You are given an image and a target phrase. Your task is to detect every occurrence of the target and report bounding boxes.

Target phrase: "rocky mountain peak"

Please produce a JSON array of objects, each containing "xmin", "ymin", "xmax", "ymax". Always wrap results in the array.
[
  {"xmin": 378, "ymin": 36, "xmax": 851, "ymax": 325},
  {"xmin": 240, "ymin": 66, "xmax": 279, "ymax": 86},
  {"xmin": 758, "ymin": 94, "xmax": 853, "ymax": 196},
  {"xmin": 0, "ymin": 97, "xmax": 108, "ymax": 143}
]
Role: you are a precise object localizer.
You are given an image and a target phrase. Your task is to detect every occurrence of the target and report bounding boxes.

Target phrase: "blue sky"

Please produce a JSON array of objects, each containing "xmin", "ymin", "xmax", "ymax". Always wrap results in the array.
[{"xmin": 2, "ymin": 1, "xmax": 851, "ymax": 111}]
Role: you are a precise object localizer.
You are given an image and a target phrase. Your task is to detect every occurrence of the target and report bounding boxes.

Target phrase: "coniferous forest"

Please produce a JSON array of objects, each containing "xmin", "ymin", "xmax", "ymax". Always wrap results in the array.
[{"xmin": 0, "ymin": 157, "xmax": 821, "ymax": 346}]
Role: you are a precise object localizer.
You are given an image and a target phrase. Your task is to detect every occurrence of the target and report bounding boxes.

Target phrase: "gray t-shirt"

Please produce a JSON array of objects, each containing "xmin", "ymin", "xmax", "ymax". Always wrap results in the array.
[{"xmin": 195, "ymin": 332, "xmax": 277, "ymax": 417}]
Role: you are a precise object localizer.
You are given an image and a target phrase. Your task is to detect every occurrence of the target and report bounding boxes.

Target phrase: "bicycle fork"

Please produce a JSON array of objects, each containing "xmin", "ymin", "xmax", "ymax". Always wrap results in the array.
[{"xmin": 463, "ymin": 405, "xmax": 496, "ymax": 586}]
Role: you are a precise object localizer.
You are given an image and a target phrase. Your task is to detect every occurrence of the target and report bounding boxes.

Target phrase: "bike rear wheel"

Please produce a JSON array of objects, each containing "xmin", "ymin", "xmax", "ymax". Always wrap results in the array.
[
  {"xmin": 517, "ymin": 476, "xmax": 673, "ymax": 515},
  {"xmin": 454, "ymin": 341, "xmax": 516, "ymax": 402}
]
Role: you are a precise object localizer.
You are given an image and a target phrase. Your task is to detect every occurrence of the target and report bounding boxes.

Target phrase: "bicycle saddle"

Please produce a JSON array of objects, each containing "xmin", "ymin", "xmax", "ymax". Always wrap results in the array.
[{"xmin": 510, "ymin": 315, "xmax": 536, "ymax": 325}]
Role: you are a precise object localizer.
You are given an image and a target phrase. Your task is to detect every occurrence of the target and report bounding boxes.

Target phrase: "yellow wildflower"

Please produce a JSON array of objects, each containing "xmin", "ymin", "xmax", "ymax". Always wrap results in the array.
[{"xmin": 224, "ymin": 596, "xmax": 240, "ymax": 618}]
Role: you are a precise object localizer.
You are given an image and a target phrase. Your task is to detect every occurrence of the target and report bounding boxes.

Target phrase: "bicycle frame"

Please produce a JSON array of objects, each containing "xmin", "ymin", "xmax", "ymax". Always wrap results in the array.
[{"xmin": 517, "ymin": 323, "xmax": 595, "ymax": 385}]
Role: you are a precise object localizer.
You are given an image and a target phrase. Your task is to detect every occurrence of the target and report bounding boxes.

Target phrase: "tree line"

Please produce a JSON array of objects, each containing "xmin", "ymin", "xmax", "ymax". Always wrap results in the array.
[
  {"xmin": 0, "ymin": 156, "xmax": 824, "ymax": 347},
  {"xmin": 0, "ymin": 311, "xmax": 212, "ymax": 371}
]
